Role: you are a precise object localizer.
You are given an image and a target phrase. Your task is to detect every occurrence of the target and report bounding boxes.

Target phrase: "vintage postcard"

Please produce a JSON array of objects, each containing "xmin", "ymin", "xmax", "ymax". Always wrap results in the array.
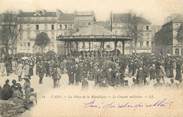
[{"xmin": 0, "ymin": 0, "xmax": 183, "ymax": 117}]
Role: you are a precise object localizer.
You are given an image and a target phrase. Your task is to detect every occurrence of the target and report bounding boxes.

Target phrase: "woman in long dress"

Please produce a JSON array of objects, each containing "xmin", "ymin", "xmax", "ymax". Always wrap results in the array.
[{"xmin": 175, "ymin": 61, "xmax": 182, "ymax": 83}]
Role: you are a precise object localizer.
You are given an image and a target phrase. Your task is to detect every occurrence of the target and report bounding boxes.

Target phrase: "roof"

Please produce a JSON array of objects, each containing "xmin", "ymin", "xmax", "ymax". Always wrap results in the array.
[
  {"xmin": 18, "ymin": 10, "xmax": 57, "ymax": 17},
  {"xmin": 57, "ymin": 35, "xmax": 131, "ymax": 42},
  {"xmin": 74, "ymin": 11, "xmax": 94, "ymax": 16},
  {"xmin": 57, "ymin": 24, "xmax": 132, "ymax": 41},
  {"xmin": 112, "ymin": 13, "xmax": 151, "ymax": 24},
  {"xmin": 73, "ymin": 24, "xmax": 113, "ymax": 36},
  {"xmin": 165, "ymin": 14, "xmax": 183, "ymax": 23},
  {"xmin": 58, "ymin": 13, "xmax": 74, "ymax": 23},
  {"xmin": 171, "ymin": 15, "xmax": 183, "ymax": 23},
  {"xmin": 0, "ymin": 15, "xmax": 3, "ymax": 22},
  {"xmin": 161, "ymin": 15, "xmax": 183, "ymax": 28}
]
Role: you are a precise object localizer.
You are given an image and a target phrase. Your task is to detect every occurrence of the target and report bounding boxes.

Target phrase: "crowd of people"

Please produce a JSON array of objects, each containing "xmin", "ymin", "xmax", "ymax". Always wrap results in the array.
[
  {"xmin": 0, "ymin": 53, "xmax": 183, "ymax": 91},
  {"xmin": 0, "ymin": 55, "xmax": 37, "ymax": 109},
  {"xmin": 0, "ymin": 78, "xmax": 36, "ymax": 109},
  {"xmin": 63, "ymin": 54, "xmax": 183, "ymax": 88}
]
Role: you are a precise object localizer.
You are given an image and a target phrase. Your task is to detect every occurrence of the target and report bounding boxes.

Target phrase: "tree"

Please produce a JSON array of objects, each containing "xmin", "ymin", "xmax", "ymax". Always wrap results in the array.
[
  {"xmin": 177, "ymin": 23, "xmax": 183, "ymax": 44},
  {"xmin": 126, "ymin": 12, "xmax": 142, "ymax": 53},
  {"xmin": 0, "ymin": 11, "xmax": 21, "ymax": 56},
  {"xmin": 34, "ymin": 32, "xmax": 50, "ymax": 53}
]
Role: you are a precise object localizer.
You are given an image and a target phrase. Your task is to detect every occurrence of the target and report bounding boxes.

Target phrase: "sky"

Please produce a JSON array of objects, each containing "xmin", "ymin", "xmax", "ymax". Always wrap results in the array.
[{"xmin": 0, "ymin": 0, "xmax": 183, "ymax": 25}]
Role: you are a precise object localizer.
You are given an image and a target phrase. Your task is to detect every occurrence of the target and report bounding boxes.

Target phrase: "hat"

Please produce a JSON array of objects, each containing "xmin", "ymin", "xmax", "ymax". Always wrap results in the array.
[
  {"xmin": 12, "ymin": 79, "xmax": 16, "ymax": 84},
  {"xmin": 16, "ymin": 83, "xmax": 21, "ymax": 88},
  {"xmin": 5, "ymin": 79, "xmax": 9, "ymax": 83}
]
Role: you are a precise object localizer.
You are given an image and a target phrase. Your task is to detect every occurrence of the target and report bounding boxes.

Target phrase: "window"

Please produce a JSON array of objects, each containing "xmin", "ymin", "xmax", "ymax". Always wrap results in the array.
[
  {"xmin": 65, "ymin": 24, "xmax": 67, "ymax": 29},
  {"xmin": 60, "ymin": 24, "xmax": 62, "ymax": 29},
  {"xmin": 28, "ymin": 42, "xmax": 30, "ymax": 47},
  {"xmin": 181, "ymin": 48, "xmax": 183, "ymax": 55},
  {"xmin": 175, "ymin": 48, "xmax": 179, "ymax": 55},
  {"xmin": 36, "ymin": 25, "xmax": 39, "ymax": 30},
  {"xmin": 146, "ymin": 41, "xmax": 149, "ymax": 47},
  {"xmin": 151, "ymin": 42, "xmax": 154, "ymax": 46},
  {"xmin": 51, "ymin": 24, "xmax": 54, "ymax": 30},
  {"xmin": 146, "ymin": 26, "xmax": 149, "ymax": 30}
]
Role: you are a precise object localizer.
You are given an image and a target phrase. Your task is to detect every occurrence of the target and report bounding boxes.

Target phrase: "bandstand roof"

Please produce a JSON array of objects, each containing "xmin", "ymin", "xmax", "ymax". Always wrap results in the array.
[{"xmin": 57, "ymin": 24, "xmax": 132, "ymax": 42}]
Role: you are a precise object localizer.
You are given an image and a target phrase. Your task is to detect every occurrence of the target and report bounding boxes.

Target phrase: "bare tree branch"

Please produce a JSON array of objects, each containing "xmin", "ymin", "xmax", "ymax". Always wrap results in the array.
[
  {"xmin": 0, "ymin": 10, "xmax": 21, "ymax": 56},
  {"xmin": 126, "ymin": 12, "xmax": 143, "ymax": 52}
]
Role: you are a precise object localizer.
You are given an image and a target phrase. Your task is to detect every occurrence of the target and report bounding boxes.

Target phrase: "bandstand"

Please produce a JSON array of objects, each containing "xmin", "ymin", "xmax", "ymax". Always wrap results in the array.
[{"xmin": 57, "ymin": 24, "xmax": 132, "ymax": 57}]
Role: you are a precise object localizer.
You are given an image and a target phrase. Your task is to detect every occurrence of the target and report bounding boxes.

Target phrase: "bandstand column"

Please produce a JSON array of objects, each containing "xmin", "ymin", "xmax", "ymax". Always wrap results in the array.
[
  {"xmin": 100, "ymin": 41, "xmax": 105, "ymax": 50},
  {"xmin": 64, "ymin": 41, "xmax": 67, "ymax": 55},
  {"xmin": 103, "ymin": 42, "xmax": 105, "ymax": 50},
  {"xmin": 114, "ymin": 41, "xmax": 118, "ymax": 55},
  {"xmin": 68, "ymin": 41, "xmax": 71, "ymax": 55},
  {"xmin": 66, "ymin": 41, "xmax": 69, "ymax": 56},
  {"xmin": 89, "ymin": 41, "xmax": 91, "ymax": 51},
  {"xmin": 75, "ymin": 41, "xmax": 79, "ymax": 51},
  {"xmin": 122, "ymin": 41, "xmax": 125, "ymax": 55}
]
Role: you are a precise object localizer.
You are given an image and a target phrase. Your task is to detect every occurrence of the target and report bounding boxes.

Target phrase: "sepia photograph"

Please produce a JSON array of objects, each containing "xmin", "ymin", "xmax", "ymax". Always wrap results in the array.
[{"xmin": 0, "ymin": 0, "xmax": 183, "ymax": 117}]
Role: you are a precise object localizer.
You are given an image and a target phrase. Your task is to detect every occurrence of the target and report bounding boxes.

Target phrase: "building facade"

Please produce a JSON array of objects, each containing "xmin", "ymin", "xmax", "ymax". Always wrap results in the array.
[
  {"xmin": 111, "ymin": 13, "xmax": 153, "ymax": 54},
  {"xmin": 74, "ymin": 11, "xmax": 96, "ymax": 29},
  {"xmin": 16, "ymin": 10, "xmax": 75, "ymax": 54},
  {"xmin": 1, "ymin": 10, "xmax": 156, "ymax": 55},
  {"xmin": 15, "ymin": 10, "xmax": 96, "ymax": 54},
  {"xmin": 154, "ymin": 16, "xmax": 183, "ymax": 56}
]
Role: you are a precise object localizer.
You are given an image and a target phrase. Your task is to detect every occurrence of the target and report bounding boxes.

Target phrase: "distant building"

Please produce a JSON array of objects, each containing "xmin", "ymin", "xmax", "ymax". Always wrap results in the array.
[
  {"xmin": 15, "ymin": 10, "xmax": 97, "ymax": 54},
  {"xmin": 16, "ymin": 10, "xmax": 75, "ymax": 54},
  {"xmin": 111, "ymin": 13, "xmax": 153, "ymax": 54},
  {"xmin": 151, "ymin": 25, "xmax": 161, "ymax": 54},
  {"xmin": 0, "ymin": 15, "xmax": 5, "ymax": 57},
  {"xmin": 74, "ymin": 11, "xmax": 96, "ymax": 30},
  {"xmin": 95, "ymin": 21, "xmax": 111, "ymax": 30},
  {"xmin": 17, "ymin": 10, "xmax": 59, "ymax": 54},
  {"xmin": 0, "ymin": 10, "xmax": 157, "ymax": 55},
  {"xmin": 154, "ymin": 15, "xmax": 183, "ymax": 56}
]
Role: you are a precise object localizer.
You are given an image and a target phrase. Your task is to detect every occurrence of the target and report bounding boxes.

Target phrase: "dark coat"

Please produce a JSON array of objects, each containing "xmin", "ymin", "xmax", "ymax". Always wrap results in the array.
[
  {"xmin": 175, "ymin": 63, "xmax": 182, "ymax": 82},
  {"xmin": 136, "ymin": 69, "xmax": 145, "ymax": 85},
  {"xmin": 1, "ymin": 84, "xmax": 13, "ymax": 100},
  {"xmin": 149, "ymin": 66, "xmax": 156, "ymax": 80}
]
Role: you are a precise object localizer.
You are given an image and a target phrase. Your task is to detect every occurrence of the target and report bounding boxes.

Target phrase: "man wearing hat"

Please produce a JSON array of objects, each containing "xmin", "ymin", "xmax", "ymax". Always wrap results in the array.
[
  {"xmin": 51, "ymin": 67, "xmax": 61, "ymax": 88},
  {"xmin": 38, "ymin": 61, "xmax": 45, "ymax": 84},
  {"xmin": 149, "ymin": 64, "xmax": 156, "ymax": 82},
  {"xmin": 1, "ymin": 80, "xmax": 13, "ymax": 100},
  {"xmin": 11, "ymin": 80, "xmax": 18, "ymax": 92},
  {"xmin": 136, "ymin": 67, "xmax": 145, "ymax": 85}
]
